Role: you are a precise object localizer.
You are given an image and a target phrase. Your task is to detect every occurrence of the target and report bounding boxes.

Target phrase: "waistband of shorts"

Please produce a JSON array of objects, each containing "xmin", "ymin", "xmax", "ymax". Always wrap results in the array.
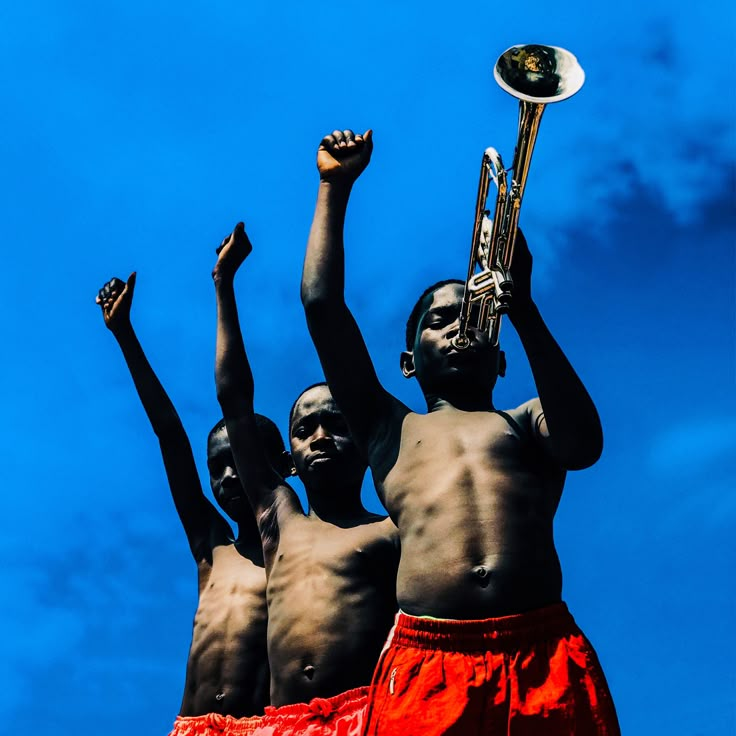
[
  {"xmin": 171, "ymin": 712, "xmax": 264, "ymax": 734},
  {"xmin": 391, "ymin": 602, "xmax": 578, "ymax": 652},
  {"xmin": 264, "ymin": 685, "xmax": 369, "ymax": 721}
]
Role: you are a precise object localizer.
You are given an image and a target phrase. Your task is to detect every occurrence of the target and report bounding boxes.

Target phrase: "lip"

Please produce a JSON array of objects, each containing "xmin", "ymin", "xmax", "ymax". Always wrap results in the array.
[
  {"xmin": 307, "ymin": 453, "xmax": 337, "ymax": 466},
  {"xmin": 445, "ymin": 347, "xmax": 478, "ymax": 361},
  {"xmin": 220, "ymin": 492, "xmax": 243, "ymax": 505}
]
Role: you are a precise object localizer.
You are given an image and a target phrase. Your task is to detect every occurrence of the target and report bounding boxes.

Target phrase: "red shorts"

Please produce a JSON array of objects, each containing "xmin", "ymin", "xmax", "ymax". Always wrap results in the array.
[
  {"xmin": 363, "ymin": 603, "xmax": 620, "ymax": 736},
  {"xmin": 169, "ymin": 713, "xmax": 264, "ymax": 735},
  {"xmin": 251, "ymin": 686, "xmax": 369, "ymax": 735}
]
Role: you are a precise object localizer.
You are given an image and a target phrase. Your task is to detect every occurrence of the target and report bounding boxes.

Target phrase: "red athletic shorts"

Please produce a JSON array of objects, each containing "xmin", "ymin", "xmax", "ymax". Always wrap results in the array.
[
  {"xmin": 250, "ymin": 686, "xmax": 369, "ymax": 735},
  {"xmin": 363, "ymin": 603, "xmax": 620, "ymax": 736},
  {"xmin": 169, "ymin": 712, "xmax": 264, "ymax": 735}
]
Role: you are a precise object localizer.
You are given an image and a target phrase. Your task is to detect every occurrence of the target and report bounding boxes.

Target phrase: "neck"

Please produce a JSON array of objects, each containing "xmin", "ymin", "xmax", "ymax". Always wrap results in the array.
[
  {"xmin": 305, "ymin": 482, "xmax": 367, "ymax": 524},
  {"xmin": 233, "ymin": 511, "xmax": 261, "ymax": 546},
  {"xmin": 425, "ymin": 386, "xmax": 495, "ymax": 413}
]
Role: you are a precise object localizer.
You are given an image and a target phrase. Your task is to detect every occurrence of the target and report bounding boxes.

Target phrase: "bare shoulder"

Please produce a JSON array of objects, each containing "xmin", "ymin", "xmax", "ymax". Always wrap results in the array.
[
  {"xmin": 364, "ymin": 514, "xmax": 399, "ymax": 545},
  {"xmin": 505, "ymin": 398, "xmax": 544, "ymax": 437}
]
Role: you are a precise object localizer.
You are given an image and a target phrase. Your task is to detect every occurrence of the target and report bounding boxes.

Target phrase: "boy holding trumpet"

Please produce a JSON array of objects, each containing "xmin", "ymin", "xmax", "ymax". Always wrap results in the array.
[{"xmin": 301, "ymin": 128, "xmax": 620, "ymax": 735}]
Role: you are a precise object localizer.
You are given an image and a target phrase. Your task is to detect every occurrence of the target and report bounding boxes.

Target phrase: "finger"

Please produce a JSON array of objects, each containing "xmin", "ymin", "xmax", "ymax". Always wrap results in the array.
[
  {"xmin": 343, "ymin": 129, "xmax": 356, "ymax": 147},
  {"xmin": 319, "ymin": 134, "xmax": 336, "ymax": 151},
  {"xmin": 332, "ymin": 129, "xmax": 345, "ymax": 146}
]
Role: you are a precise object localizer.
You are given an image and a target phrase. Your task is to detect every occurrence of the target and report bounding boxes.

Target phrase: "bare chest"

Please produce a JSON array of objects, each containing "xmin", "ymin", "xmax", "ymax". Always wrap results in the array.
[
  {"xmin": 382, "ymin": 410, "xmax": 530, "ymax": 507},
  {"xmin": 195, "ymin": 546, "xmax": 268, "ymax": 633},
  {"xmin": 268, "ymin": 520, "xmax": 386, "ymax": 597}
]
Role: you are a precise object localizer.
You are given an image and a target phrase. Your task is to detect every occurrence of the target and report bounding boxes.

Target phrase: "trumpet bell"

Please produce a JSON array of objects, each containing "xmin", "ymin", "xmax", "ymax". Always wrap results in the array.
[{"xmin": 494, "ymin": 44, "xmax": 585, "ymax": 104}]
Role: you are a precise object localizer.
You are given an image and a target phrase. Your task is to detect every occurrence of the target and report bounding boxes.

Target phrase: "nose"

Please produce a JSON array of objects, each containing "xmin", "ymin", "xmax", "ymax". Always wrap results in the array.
[
  {"xmin": 310, "ymin": 425, "xmax": 333, "ymax": 450},
  {"xmin": 221, "ymin": 465, "xmax": 239, "ymax": 488},
  {"xmin": 446, "ymin": 318, "xmax": 461, "ymax": 339}
]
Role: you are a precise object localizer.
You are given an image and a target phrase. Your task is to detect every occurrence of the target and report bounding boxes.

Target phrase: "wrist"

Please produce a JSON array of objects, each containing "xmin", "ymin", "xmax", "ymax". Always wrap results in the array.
[
  {"xmin": 111, "ymin": 320, "xmax": 135, "ymax": 341},
  {"xmin": 318, "ymin": 178, "xmax": 354, "ymax": 199},
  {"xmin": 212, "ymin": 268, "xmax": 235, "ymax": 288}
]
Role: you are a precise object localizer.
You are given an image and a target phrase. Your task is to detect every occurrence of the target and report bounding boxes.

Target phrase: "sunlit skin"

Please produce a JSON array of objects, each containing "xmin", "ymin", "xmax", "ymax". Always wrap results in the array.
[
  {"xmin": 96, "ymin": 277, "xmax": 270, "ymax": 717},
  {"xmin": 213, "ymin": 226, "xmax": 399, "ymax": 706},
  {"xmin": 301, "ymin": 129, "xmax": 603, "ymax": 619}
]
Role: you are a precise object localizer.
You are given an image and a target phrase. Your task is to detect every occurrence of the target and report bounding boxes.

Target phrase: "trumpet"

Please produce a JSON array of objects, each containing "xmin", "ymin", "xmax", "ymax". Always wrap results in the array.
[{"xmin": 451, "ymin": 44, "xmax": 585, "ymax": 350}]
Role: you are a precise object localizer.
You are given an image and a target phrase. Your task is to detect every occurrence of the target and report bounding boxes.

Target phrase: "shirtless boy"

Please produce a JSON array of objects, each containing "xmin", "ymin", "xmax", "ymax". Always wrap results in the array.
[
  {"xmin": 213, "ymin": 222, "xmax": 399, "ymax": 735},
  {"xmin": 97, "ymin": 274, "xmax": 289, "ymax": 734},
  {"xmin": 301, "ymin": 129, "xmax": 620, "ymax": 735}
]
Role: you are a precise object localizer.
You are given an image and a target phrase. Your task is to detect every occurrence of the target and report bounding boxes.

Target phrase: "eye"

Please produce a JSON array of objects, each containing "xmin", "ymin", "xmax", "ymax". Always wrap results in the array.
[
  {"xmin": 329, "ymin": 417, "xmax": 349, "ymax": 434},
  {"xmin": 424, "ymin": 314, "xmax": 446, "ymax": 329}
]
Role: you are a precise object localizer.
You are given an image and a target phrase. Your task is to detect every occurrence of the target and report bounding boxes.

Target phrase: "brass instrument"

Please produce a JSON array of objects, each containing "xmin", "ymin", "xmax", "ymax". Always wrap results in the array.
[{"xmin": 451, "ymin": 45, "xmax": 585, "ymax": 349}]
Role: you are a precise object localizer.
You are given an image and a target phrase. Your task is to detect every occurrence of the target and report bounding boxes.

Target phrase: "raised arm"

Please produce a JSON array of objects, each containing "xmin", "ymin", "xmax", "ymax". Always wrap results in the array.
[
  {"xmin": 301, "ymin": 129, "xmax": 403, "ymax": 448},
  {"xmin": 508, "ymin": 232, "xmax": 603, "ymax": 470},
  {"xmin": 213, "ymin": 224, "xmax": 301, "ymax": 561},
  {"xmin": 96, "ymin": 275, "xmax": 230, "ymax": 560}
]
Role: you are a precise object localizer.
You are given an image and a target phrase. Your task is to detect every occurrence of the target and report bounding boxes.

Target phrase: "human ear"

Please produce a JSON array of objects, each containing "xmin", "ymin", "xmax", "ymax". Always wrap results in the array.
[
  {"xmin": 280, "ymin": 450, "xmax": 296, "ymax": 478},
  {"xmin": 400, "ymin": 350, "xmax": 416, "ymax": 379}
]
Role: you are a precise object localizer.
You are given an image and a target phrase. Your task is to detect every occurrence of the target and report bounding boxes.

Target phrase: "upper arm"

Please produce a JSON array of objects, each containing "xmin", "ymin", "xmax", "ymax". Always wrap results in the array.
[
  {"xmin": 511, "ymin": 398, "xmax": 556, "ymax": 461},
  {"xmin": 157, "ymin": 427, "xmax": 231, "ymax": 559},
  {"xmin": 303, "ymin": 298, "xmax": 402, "ymax": 446},
  {"xmin": 518, "ymin": 397, "xmax": 601, "ymax": 471},
  {"xmin": 223, "ymin": 412, "xmax": 302, "ymax": 554}
]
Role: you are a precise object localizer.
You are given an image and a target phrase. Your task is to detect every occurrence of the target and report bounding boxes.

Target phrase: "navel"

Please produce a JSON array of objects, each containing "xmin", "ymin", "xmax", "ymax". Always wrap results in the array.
[
  {"xmin": 472, "ymin": 565, "xmax": 492, "ymax": 588},
  {"xmin": 215, "ymin": 690, "xmax": 225, "ymax": 701},
  {"xmin": 303, "ymin": 665, "xmax": 316, "ymax": 680}
]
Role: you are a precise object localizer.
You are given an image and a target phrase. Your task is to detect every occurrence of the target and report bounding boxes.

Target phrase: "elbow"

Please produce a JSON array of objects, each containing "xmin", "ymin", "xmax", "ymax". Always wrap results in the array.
[
  {"xmin": 301, "ymin": 291, "xmax": 336, "ymax": 325},
  {"xmin": 558, "ymin": 433, "xmax": 603, "ymax": 471},
  {"xmin": 215, "ymin": 378, "xmax": 235, "ymax": 407},
  {"xmin": 301, "ymin": 277, "xmax": 342, "ymax": 313},
  {"xmin": 215, "ymin": 382, "xmax": 252, "ymax": 415}
]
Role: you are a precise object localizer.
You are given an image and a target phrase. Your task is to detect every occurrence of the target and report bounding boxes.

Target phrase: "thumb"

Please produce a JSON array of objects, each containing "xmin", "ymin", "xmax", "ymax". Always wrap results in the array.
[
  {"xmin": 233, "ymin": 221, "xmax": 247, "ymax": 244},
  {"xmin": 125, "ymin": 271, "xmax": 137, "ymax": 297},
  {"xmin": 363, "ymin": 129, "xmax": 374, "ymax": 152}
]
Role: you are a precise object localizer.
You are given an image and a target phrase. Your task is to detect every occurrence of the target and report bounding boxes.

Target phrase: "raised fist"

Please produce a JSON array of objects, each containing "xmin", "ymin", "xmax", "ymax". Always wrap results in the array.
[
  {"xmin": 317, "ymin": 129, "xmax": 373, "ymax": 185},
  {"xmin": 96, "ymin": 273, "xmax": 136, "ymax": 333},
  {"xmin": 213, "ymin": 222, "xmax": 253, "ymax": 283}
]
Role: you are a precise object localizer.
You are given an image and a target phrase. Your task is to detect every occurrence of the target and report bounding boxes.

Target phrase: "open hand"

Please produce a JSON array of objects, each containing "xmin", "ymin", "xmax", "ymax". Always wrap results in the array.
[
  {"xmin": 317, "ymin": 129, "xmax": 373, "ymax": 185},
  {"xmin": 96, "ymin": 273, "xmax": 136, "ymax": 332},
  {"xmin": 213, "ymin": 222, "xmax": 253, "ymax": 283}
]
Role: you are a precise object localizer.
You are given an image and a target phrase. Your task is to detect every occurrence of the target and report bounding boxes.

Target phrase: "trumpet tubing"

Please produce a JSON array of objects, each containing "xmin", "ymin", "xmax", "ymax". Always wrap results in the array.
[{"xmin": 452, "ymin": 45, "xmax": 585, "ymax": 350}]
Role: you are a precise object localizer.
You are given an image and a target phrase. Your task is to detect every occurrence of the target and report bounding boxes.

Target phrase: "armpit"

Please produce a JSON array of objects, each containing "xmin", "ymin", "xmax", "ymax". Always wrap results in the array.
[{"xmin": 257, "ymin": 504, "xmax": 280, "ymax": 558}]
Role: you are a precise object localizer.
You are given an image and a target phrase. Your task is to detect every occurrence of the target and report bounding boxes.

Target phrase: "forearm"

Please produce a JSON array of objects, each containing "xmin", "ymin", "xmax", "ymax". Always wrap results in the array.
[
  {"xmin": 112, "ymin": 322, "xmax": 183, "ymax": 437},
  {"xmin": 301, "ymin": 181, "xmax": 352, "ymax": 307},
  {"xmin": 214, "ymin": 276, "xmax": 255, "ymax": 415},
  {"xmin": 510, "ymin": 301, "xmax": 602, "ymax": 468}
]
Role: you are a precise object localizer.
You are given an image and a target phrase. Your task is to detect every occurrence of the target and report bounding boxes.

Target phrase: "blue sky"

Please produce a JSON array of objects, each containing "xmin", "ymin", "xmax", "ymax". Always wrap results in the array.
[{"xmin": 1, "ymin": 2, "xmax": 734, "ymax": 734}]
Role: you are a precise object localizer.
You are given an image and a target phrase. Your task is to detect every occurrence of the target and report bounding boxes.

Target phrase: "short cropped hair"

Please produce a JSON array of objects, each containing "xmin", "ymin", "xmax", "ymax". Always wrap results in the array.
[
  {"xmin": 288, "ymin": 381, "xmax": 329, "ymax": 431},
  {"xmin": 405, "ymin": 279, "xmax": 464, "ymax": 350},
  {"xmin": 208, "ymin": 414, "xmax": 286, "ymax": 469}
]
